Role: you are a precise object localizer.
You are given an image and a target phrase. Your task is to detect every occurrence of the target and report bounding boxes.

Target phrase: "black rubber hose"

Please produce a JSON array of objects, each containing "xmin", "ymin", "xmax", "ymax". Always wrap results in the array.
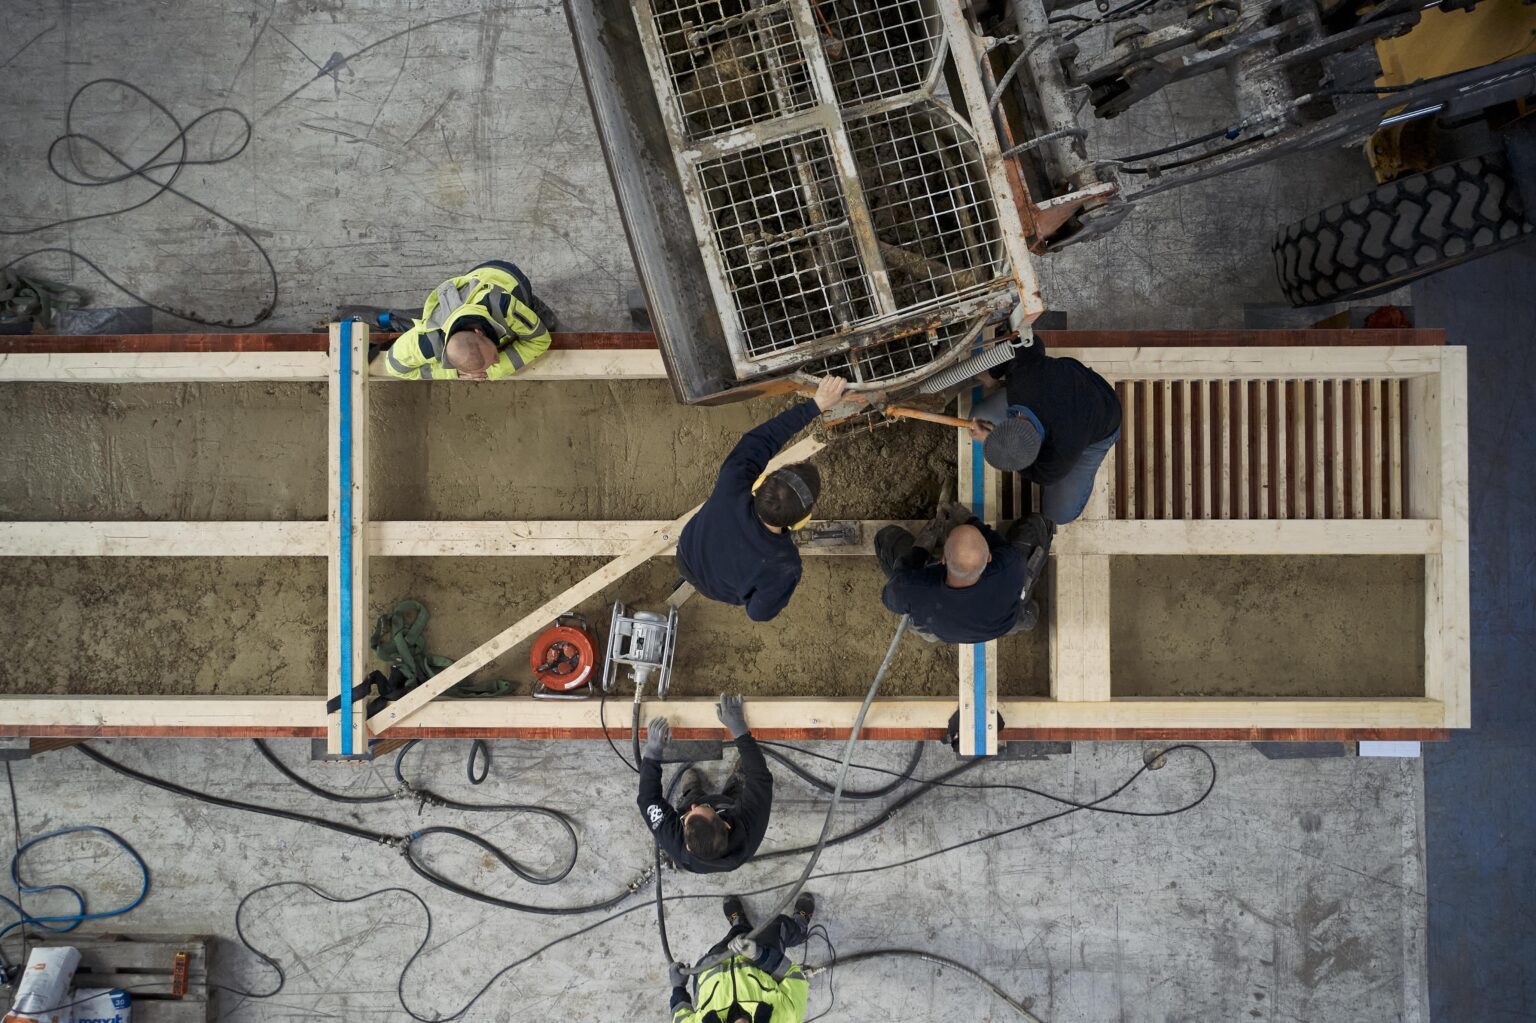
[
  {"xmin": 634, "ymin": 702, "xmax": 677, "ymax": 965},
  {"xmin": 761, "ymin": 741, "xmax": 924, "ymax": 801},
  {"xmin": 252, "ymin": 738, "xmax": 394, "ymax": 804},
  {"xmin": 79, "ymin": 744, "xmax": 641, "ymax": 917},
  {"xmin": 754, "ymin": 759, "xmax": 983, "ymax": 861},
  {"xmin": 816, "ymin": 949, "xmax": 1044, "ymax": 1022}
]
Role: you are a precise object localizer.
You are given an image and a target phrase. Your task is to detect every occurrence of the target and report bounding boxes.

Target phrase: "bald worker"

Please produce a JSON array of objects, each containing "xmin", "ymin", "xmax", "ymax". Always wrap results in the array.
[
  {"xmin": 874, "ymin": 508, "xmax": 1043, "ymax": 643},
  {"xmin": 379, "ymin": 260, "xmax": 554, "ymax": 380}
]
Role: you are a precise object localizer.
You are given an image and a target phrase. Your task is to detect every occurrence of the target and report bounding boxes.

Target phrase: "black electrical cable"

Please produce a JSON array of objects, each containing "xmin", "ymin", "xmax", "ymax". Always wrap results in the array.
[
  {"xmin": 0, "ymin": 79, "xmax": 278, "ymax": 328},
  {"xmin": 761, "ymin": 741, "xmax": 925, "ymax": 801},
  {"xmin": 78, "ymin": 743, "xmax": 640, "ymax": 916},
  {"xmin": 814, "ymin": 949, "xmax": 1045, "ymax": 1023},
  {"xmin": 218, "ymin": 746, "xmax": 1215, "ymax": 1022},
  {"xmin": 600, "ymin": 686, "xmax": 640, "ymax": 774},
  {"xmin": 1109, "ymin": 125, "xmax": 1236, "ymax": 164},
  {"xmin": 466, "ymin": 739, "xmax": 490, "ymax": 785},
  {"xmin": 1118, "ymin": 138, "xmax": 1257, "ymax": 174},
  {"xmin": 2, "ymin": 763, "xmax": 27, "ymax": 980},
  {"xmin": 251, "ymin": 738, "xmax": 394, "ymax": 805},
  {"xmin": 633, "ymin": 702, "xmax": 677, "ymax": 965}
]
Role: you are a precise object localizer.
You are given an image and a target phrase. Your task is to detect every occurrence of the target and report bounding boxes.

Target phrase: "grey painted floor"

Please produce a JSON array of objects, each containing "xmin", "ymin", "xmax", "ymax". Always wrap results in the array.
[
  {"xmin": 0, "ymin": 3, "xmax": 1435, "ymax": 1020},
  {"xmin": 3, "ymin": 739, "xmax": 1426, "ymax": 1022}
]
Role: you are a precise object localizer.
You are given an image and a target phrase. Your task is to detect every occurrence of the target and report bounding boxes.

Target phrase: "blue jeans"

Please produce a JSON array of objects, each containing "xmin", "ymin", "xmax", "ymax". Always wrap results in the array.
[{"xmin": 973, "ymin": 390, "xmax": 1120, "ymax": 525}]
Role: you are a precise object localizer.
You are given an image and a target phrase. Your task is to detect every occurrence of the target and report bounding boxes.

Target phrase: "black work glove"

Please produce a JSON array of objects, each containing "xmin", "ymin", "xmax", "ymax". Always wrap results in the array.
[
  {"xmin": 716, "ymin": 694, "xmax": 749, "ymax": 739},
  {"xmin": 643, "ymin": 717, "xmax": 671, "ymax": 761}
]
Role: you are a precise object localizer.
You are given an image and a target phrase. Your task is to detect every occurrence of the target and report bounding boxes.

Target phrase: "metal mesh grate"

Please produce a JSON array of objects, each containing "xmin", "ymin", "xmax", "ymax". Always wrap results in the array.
[
  {"xmin": 650, "ymin": 0, "xmax": 818, "ymax": 141},
  {"xmin": 698, "ymin": 130, "xmax": 877, "ymax": 356},
  {"xmin": 803, "ymin": 317, "xmax": 979, "ymax": 385},
  {"xmin": 848, "ymin": 105, "xmax": 1003, "ymax": 311},
  {"xmin": 818, "ymin": 0, "xmax": 943, "ymax": 108}
]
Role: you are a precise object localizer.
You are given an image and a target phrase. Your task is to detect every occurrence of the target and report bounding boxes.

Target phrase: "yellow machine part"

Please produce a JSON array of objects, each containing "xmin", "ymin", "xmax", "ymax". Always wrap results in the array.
[{"xmin": 1368, "ymin": 0, "xmax": 1536, "ymax": 181}]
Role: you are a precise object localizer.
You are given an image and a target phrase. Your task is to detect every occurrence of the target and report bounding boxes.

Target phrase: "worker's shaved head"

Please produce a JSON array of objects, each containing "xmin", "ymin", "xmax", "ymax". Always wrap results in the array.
[
  {"xmin": 444, "ymin": 330, "xmax": 496, "ymax": 373},
  {"xmin": 943, "ymin": 524, "xmax": 991, "ymax": 584}
]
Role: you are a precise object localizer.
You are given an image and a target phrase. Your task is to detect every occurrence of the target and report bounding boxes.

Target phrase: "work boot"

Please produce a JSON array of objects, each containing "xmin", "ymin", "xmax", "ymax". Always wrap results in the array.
[
  {"xmin": 795, "ymin": 892, "xmax": 816, "ymax": 924},
  {"xmin": 1015, "ymin": 599, "xmax": 1040, "ymax": 633},
  {"xmin": 723, "ymin": 895, "xmax": 751, "ymax": 928},
  {"xmin": 677, "ymin": 768, "xmax": 706, "ymax": 806}
]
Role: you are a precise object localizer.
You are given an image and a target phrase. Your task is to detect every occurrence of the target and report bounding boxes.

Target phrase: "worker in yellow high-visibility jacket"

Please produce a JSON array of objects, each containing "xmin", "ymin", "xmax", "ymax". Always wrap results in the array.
[
  {"xmin": 380, "ymin": 260, "xmax": 554, "ymax": 380},
  {"xmin": 667, "ymin": 893, "xmax": 816, "ymax": 1023}
]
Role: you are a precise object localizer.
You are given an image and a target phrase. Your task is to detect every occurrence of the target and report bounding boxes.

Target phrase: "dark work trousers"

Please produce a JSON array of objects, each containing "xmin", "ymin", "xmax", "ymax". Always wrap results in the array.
[
  {"xmin": 472, "ymin": 259, "xmax": 558, "ymax": 330},
  {"xmin": 700, "ymin": 914, "xmax": 810, "ymax": 966}
]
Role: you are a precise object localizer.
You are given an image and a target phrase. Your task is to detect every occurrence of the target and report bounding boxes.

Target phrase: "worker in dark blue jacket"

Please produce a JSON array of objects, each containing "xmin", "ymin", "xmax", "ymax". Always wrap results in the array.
[
  {"xmin": 676, "ymin": 375, "xmax": 847, "ymax": 622},
  {"xmin": 875, "ymin": 511, "xmax": 1044, "ymax": 643}
]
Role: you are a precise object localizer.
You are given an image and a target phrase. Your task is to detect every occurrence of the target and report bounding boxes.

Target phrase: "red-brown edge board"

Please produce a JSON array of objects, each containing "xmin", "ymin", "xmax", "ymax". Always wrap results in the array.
[
  {"xmin": 0, "ymin": 327, "xmax": 1446, "ymax": 354},
  {"xmin": 5, "ymin": 725, "xmax": 1450, "ymax": 742}
]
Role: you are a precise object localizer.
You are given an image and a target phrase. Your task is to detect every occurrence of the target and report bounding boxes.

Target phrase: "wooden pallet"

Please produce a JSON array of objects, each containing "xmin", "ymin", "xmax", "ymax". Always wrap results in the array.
[{"xmin": 1, "ymin": 936, "xmax": 210, "ymax": 1023}]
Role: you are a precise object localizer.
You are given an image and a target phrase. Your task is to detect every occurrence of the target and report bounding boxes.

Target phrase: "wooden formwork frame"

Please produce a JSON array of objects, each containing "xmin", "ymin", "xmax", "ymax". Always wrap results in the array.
[{"xmin": 0, "ymin": 332, "xmax": 1468, "ymax": 744}]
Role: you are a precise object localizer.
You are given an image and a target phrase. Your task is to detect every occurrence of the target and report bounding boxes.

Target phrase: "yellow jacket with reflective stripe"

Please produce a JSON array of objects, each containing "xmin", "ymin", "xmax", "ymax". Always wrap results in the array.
[
  {"xmin": 672, "ymin": 957, "xmax": 808, "ymax": 1023},
  {"xmin": 383, "ymin": 265, "xmax": 552, "ymax": 380}
]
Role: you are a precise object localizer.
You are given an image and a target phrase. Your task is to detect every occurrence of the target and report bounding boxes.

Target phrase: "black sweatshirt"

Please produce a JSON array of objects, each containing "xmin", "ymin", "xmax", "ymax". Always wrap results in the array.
[
  {"xmin": 675, "ymin": 401, "xmax": 820, "ymax": 621},
  {"xmin": 880, "ymin": 519, "xmax": 1028, "ymax": 643},
  {"xmin": 637, "ymin": 734, "xmax": 773, "ymax": 873},
  {"xmin": 996, "ymin": 337, "xmax": 1122, "ymax": 485}
]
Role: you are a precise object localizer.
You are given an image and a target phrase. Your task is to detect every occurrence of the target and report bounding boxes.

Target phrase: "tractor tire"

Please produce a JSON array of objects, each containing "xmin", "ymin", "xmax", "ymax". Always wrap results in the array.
[{"xmin": 1273, "ymin": 152, "xmax": 1535, "ymax": 306}]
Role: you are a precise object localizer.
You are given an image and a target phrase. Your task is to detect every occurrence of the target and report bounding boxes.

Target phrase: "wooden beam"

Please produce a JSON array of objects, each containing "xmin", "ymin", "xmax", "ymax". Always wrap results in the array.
[
  {"xmin": 1053, "ymin": 518, "xmax": 1441, "ymax": 556},
  {"xmin": 326, "ymin": 322, "xmax": 369, "ymax": 756},
  {"xmin": 1406, "ymin": 351, "xmax": 1470, "ymax": 728},
  {"xmin": 0, "ymin": 694, "xmax": 1453, "ymax": 736},
  {"xmin": 0, "ymin": 346, "xmax": 1447, "ymax": 385},
  {"xmin": 366, "ymin": 433, "xmax": 827, "ymax": 734},
  {"xmin": 0, "ymin": 518, "xmax": 1441, "ymax": 558},
  {"xmin": 1049, "ymin": 555, "xmax": 1112, "ymax": 701},
  {"xmin": 956, "ymin": 389, "xmax": 1000, "ymax": 756},
  {"xmin": 0, "ymin": 522, "xmax": 327, "ymax": 557}
]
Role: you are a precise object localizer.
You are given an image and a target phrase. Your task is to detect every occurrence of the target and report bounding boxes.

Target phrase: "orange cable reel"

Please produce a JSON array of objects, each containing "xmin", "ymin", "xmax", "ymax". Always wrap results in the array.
[{"xmin": 530, "ymin": 613, "xmax": 600, "ymax": 698}]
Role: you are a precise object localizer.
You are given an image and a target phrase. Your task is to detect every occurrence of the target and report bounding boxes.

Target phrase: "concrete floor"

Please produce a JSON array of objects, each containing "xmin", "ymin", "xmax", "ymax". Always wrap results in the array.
[
  {"xmin": 3, "ymin": 739, "xmax": 1427, "ymax": 1022},
  {"xmin": 0, "ymin": 3, "xmax": 1443, "ymax": 1020}
]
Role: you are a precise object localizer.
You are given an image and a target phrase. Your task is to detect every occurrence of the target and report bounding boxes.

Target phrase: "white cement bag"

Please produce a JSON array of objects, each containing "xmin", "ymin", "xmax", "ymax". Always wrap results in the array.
[
  {"xmin": 66, "ymin": 989, "xmax": 130, "ymax": 1023},
  {"xmin": 3, "ymin": 946, "xmax": 81, "ymax": 1023}
]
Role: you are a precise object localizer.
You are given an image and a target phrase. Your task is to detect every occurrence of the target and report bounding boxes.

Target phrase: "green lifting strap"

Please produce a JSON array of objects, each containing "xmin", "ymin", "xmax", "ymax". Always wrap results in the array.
[{"xmin": 369, "ymin": 599, "xmax": 513, "ymax": 700}]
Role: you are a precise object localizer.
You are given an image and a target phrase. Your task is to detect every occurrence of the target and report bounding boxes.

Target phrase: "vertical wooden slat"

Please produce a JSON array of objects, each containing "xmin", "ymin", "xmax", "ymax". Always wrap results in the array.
[
  {"xmin": 1331, "ymin": 379, "xmax": 1346, "ymax": 518},
  {"xmin": 1312, "ymin": 380, "xmax": 1326, "ymax": 520},
  {"xmin": 1140, "ymin": 380, "xmax": 1154, "ymax": 520},
  {"xmin": 1368, "ymin": 378, "xmax": 1384, "ymax": 519},
  {"xmin": 1219, "ymin": 381, "xmax": 1231, "ymax": 519},
  {"xmin": 1122, "ymin": 381, "xmax": 1136, "ymax": 518},
  {"xmin": 957, "ymin": 389, "xmax": 999, "ymax": 756},
  {"xmin": 1292, "ymin": 380, "xmax": 1307, "ymax": 520},
  {"xmin": 1275, "ymin": 380, "xmax": 1289, "ymax": 519},
  {"xmin": 327, "ymin": 320, "xmax": 370, "ymax": 757},
  {"xmin": 1389, "ymin": 378, "xmax": 1404, "ymax": 519},
  {"xmin": 1236, "ymin": 380, "xmax": 1249, "ymax": 518},
  {"xmin": 1160, "ymin": 380, "xmax": 1174, "ymax": 519},
  {"xmin": 1256, "ymin": 380, "xmax": 1270, "ymax": 520},
  {"xmin": 1198, "ymin": 380, "xmax": 1211, "ymax": 518},
  {"xmin": 1351, "ymin": 379, "xmax": 1365, "ymax": 520},
  {"xmin": 1180, "ymin": 380, "xmax": 1194, "ymax": 519}
]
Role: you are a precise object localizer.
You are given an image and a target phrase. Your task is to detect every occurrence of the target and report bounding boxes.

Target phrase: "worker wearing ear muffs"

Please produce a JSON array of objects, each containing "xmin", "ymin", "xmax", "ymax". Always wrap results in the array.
[{"xmin": 676, "ymin": 375, "xmax": 848, "ymax": 622}]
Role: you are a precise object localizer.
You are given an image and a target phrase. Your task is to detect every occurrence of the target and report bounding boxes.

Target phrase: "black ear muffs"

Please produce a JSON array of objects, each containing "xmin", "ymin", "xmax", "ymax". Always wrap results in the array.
[{"xmin": 752, "ymin": 468, "xmax": 816, "ymax": 530}]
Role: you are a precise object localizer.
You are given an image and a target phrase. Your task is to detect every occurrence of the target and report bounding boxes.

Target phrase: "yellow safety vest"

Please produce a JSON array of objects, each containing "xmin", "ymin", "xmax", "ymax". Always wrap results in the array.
[
  {"xmin": 383, "ymin": 265, "xmax": 552, "ymax": 380},
  {"xmin": 673, "ymin": 957, "xmax": 808, "ymax": 1023}
]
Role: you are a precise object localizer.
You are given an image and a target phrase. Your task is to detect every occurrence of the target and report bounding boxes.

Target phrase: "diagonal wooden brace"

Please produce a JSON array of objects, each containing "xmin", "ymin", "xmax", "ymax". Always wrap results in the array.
[{"xmin": 367, "ymin": 432, "xmax": 827, "ymax": 734}]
